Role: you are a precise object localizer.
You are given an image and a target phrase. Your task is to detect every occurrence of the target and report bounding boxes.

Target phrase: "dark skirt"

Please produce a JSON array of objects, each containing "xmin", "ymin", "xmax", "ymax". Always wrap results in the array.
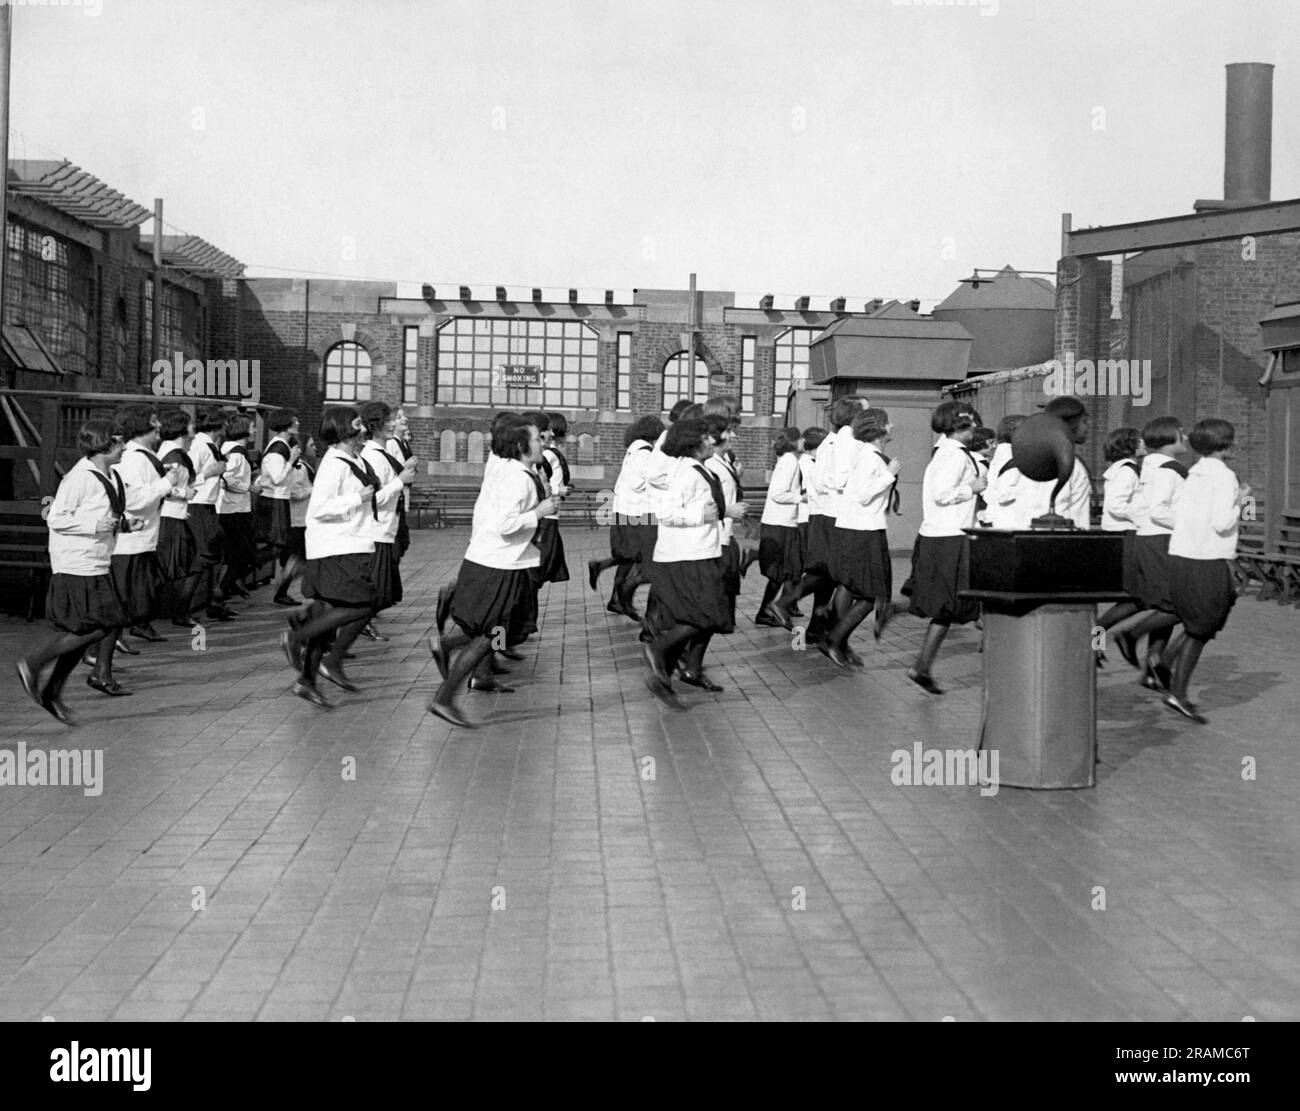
[
  {"xmin": 804, "ymin": 514, "xmax": 836, "ymax": 575},
  {"xmin": 47, "ymin": 572, "xmax": 128, "ymax": 635},
  {"xmin": 267, "ymin": 497, "xmax": 292, "ymax": 550},
  {"xmin": 644, "ymin": 555, "xmax": 735, "ymax": 635},
  {"xmin": 1133, "ymin": 533, "xmax": 1175, "ymax": 612},
  {"xmin": 798, "ymin": 521, "xmax": 809, "ymax": 563},
  {"xmin": 110, "ymin": 551, "xmax": 161, "ymax": 625},
  {"xmin": 1169, "ymin": 555, "xmax": 1236, "ymax": 640},
  {"xmin": 451, "ymin": 559, "xmax": 536, "ymax": 643},
  {"xmin": 1117, "ymin": 529, "xmax": 1139, "ymax": 597},
  {"xmin": 188, "ymin": 504, "xmax": 223, "ymax": 566},
  {"xmin": 156, "ymin": 516, "xmax": 196, "ymax": 581},
  {"xmin": 395, "ymin": 498, "xmax": 410, "ymax": 560},
  {"xmin": 907, "ymin": 534, "xmax": 979, "ymax": 626},
  {"xmin": 301, "ymin": 552, "xmax": 376, "ymax": 609},
  {"xmin": 220, "ymin": 512, "xmax": 257, "ymax": 571},
  {"xmin": 287, "ymin": 526, "xmax": 307, "ymax": 561},
  {"xmin": 372, "ymin": 541, "xmax": 403, "ymax": 612},
  {"xmin": 759, "ymin": 523, "xmax": 803, "ymax": 584},
  {"xmin": 611, "ymin": 518, "xmax": 658, "ymax": 564},
  {"xmin": 533, "ymin": 517, "xmax": 570, "ymax": 583},
  {"xmin": 832, "ymin": 528, "xmax": 891, "ymax": 602}
]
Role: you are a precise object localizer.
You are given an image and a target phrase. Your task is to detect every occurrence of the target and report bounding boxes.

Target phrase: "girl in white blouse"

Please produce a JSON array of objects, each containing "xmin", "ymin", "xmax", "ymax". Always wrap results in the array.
[
  {"xmin": 641, "ymin": 418, "xmax": 745, "ymax": 710},
  {"xmin": 282, "ymin": 406, "xmax": 409, "ymax": 708},
  {"xmin": 1094, "ymin": 427, "xmax": 1144, "ymax": 666},
  {"xmin": 588, "ymin": 414, "xmax": 665, "ymax": 622},
  {"xmin": 1159, "ymin": 419, "xmax": 1249, "ymax": 723},
  {"xmin": 19, "ymin": 420, "xmax": 134, "ymax": 719},
  {"xmin": 755, "ymin": 427, "xmax": 805, "ymax": 627},
  {"xmin": 824, "ymin": 409, "xmax": 901, "ymax": 669},
  {"xmin": 428, "ymin": 416, "xmax": 556, "ymax": 729}
]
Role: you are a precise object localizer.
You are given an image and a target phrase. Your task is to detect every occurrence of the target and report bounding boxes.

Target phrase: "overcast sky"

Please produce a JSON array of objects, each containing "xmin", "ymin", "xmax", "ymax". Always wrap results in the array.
[{"xmin": 10, "ymin": 0, "xmax": 1300, "ymax": 309}]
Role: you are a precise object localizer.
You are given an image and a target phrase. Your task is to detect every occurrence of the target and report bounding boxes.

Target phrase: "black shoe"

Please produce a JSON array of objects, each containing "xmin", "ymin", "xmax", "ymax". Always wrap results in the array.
[
  {"xmin": 789, "ymin": 605, "xmax": 804, "ymax": 617},
  {"xmin": 641, "ymin": 642, "xmax": 671, "ymax": 684},
  {"xmin": 171, "ymin": 617, "xmax": 200, "ymax": 628},
  {"xmin": 618, "ymin": 600, "xmax": 642, "ymax": 623},
  {"xmin": 643, "ymin": 672, "xmax": 686, "ymax": 711},
  {"xmin": 498, "ymin": 648, "xmax": 525, "ymax": 661},
  {"xmin": 273, "ymin": 594, "xmax": 302, "ymax": 607},
  {"xmin": 115, "ymin": 637, "xmax": 140, "ymax": 656},
  {"xmin": 435, "ymin": 586, "xmax": 452, "ymax": 634},
  {"xmin": 753, "ymin": 612, "xmax": 782, "ymax": 628},
  {"xmin": 427, "ymin": 699, "xmax": 474, "ymax": 729},
  {"xmin": 206, "ymin": 607, "xmax": 236, "ymax": 622},
  {"xmin": 428, "ymin": 632, "xmax": 449, "ymax": 680},
  {"xmin": 765, "ymin": 601, "xmax": 795, "ymax": 630},
  {"xmin": 227, "ymin": 583, "xmax": 251, "ymax": 599},
  {"xmin": 587, "ymin": 559, "xmax": 602, "ymax": 591},
  {"xmin": 318, "ymin": 663, "xmax": 360, "ymax": 692},
  {"xmin": 678, "ymin": 670, "xmax": 723, "ymax": 692},
  {"xmin": 1142, "ymin": 657, "xmax": 1172, "ymax": 692},
  {"xmin": 87, "ymin": 676, "xmax": 132, "ymax": 697},
  {"xmin": 1115, "ymin": 631, "xmax": 1139, "ymax": 669},
  {"xmin": 292, "ymin": 681, "xmax": 332, "ymax": 709},
  {"xmin": 1096, "ymin": 652, "xmax": 1106, "ymax": 669},
  {"xmin": 739, "ymin": 547, "xmax": 760, "ymax": 577},
  {"xmin": 825, "ymin": 644, "xmax": 853, "ymax": 670},
  {"xmin": 130, "ymin": 626, "xmax": 166, "ymax": 642},
  {"xmin": 1163, "ymin": 694, "xmax": 1207, "ymax": 724},
  {"xmin": 844, "ymin": 646, "xmax": 865, "ymax": 668},
  {"xmin": 16, "ymin": 660, "xmax": 40, "ymax": 705},
  {"xmin": 43, "ymin": 696, "xmax": 76, "ymax": 726},
  {"xmin": 360, "ymin": 624, "xmax": 389, "ymax": 642},
  {"xmin": 606, "ymin": 599, "xmax": 627, "ymax": 617},
  {"xmin": 491, "ymin": 658, "xmax": 511, "ymax": 676},
  {"xmin": 467, "ymin": 678, "xmax": 515, "ymax": 694},
  {"xmin": 906, "ymin": 669, "xmax": 944, "ymax": 695}
]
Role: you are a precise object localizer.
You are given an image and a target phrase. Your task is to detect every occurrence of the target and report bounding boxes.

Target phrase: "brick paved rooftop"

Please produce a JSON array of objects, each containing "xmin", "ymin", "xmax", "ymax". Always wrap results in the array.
[{"xmin": 1, "ymin": 529, "xmax": 1297, "ymax": 1021}]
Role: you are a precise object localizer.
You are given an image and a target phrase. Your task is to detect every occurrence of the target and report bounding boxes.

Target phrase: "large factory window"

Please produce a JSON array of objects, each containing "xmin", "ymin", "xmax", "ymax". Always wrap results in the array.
[
  {"xmin": 402, "ymin": 326, "xmax": 419, "ymax": 406},
  {"xmin": 740, "ymin": 336, "xmax": 756, "ymax": 414},
  {"xmin": 773, "ymin": 327, "xmax": 819, "ymax": 415},
  {"xmin": 324, "ymin": 341, "xmax": 373, "ymax": 402},
  {"xmin": 661, "ymin": 351, "xmax": 710, "ymax": 411},
  {"xmin": 3, "ymin": 220, "xmax": 98, "ymax": 377},
  {"xmin": 435, "ymin": 318, "xmax": 598, "ymax": 409},
  {"xmin": 616, "ymin": 332, "xmax": 632, "ymax": 411}
]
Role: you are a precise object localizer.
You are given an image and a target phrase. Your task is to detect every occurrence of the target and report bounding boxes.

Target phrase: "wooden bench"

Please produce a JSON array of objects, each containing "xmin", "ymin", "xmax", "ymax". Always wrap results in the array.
[
  {"xmin": 1235, "ymin": 515, "xmax": 1300, "ymax": 605},
  {"xmin": 0, "ymin": 499, "xmax": 51, "ymax": 621}
]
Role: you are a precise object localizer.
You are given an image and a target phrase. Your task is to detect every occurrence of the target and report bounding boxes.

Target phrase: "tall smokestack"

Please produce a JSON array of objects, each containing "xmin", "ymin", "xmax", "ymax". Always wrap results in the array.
[{"xmin": 1224, "ymin": 62, "xmax": 1273, "ymax": 204}]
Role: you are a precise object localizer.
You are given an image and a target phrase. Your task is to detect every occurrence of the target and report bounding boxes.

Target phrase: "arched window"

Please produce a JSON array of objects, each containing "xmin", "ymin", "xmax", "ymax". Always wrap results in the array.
[
  {"xmin": 439, "ymin": 428, "xmax": 457, "ymax": 462},
  {"xmin": 466, "ymin": 430, "xmax": 485, "ymax": 463},
  {"xmin": 577, "ymin": 433, "xmax": 595, "ymax": 464},
  {"xmin": 661, "ymin": 351, "xmax": 710, "ymax": 411},
  {"xmin": 324, "ymin": 341, "xmax": 372, "ymax": 402}
]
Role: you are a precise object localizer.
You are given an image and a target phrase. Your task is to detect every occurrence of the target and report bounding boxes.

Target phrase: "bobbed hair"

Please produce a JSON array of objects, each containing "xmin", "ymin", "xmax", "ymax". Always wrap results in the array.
[
  {"xmin": 1044, "ymin": 396, "xmax": 1087, "ymax": 427},
  {"xmin": 668, "ymin": 399, "xmax": 694, "ymax": 423},
  {"xmin": 546, "ymin": 412, "xmax": 569, "ymax": 438},
  {"xmin": 852, "ymin": 408, "xmax": 891, "ymax": 443},
  {"xmin": 521, "ymin": 410, "xmax": 550, "ymax": 434},
  {"xmin": 802, "ymin": 427, "xmax": 827, "ymax": 451},
  {"xmin": 1105, "ymin": 427, "xmax": 1141, "ymax": 463},
  {"xmin": 159, "ymin": 410, "xmax": 193, "ymax": 442},
  {"xmin": 625, "ymin": 415, "xmax": 665, "ymax": 448},
  {"xmin": 196, "ymin": 406, "xmax": 228, "ymax": 433},
  {"xmin": 491, "ymin": 416, "xmax": 535, "ymax": 461},
  {"xmin": 359, "ymin": 401, "xmax": 392, "ymax": 438},
  {"xmin": 79, "ymin": 418, "xmax": 122, "ymax": 458},
  {"xmin": 267, "ymin": 409, "xmax": 297, "ymax": 433},
  {"xmin": 319, "ymin": 406, "xmax": 362, "ymax": 446},
  {"xmin": 1142, "ymin": 416, "xmax": 1183, "ymax": 450},
  {"xmin": 114, "ymin": 404, "xmax": 156, "ymax": 440},
  {"xmin": 772, "ymin": 427, "xmax": 802, "ymax": 457},
  {"xmin": 1188, "ymin": 418, "xmax": 1235, "ymax": 455},
  {"xmin": 663, "ymin": 418, "xmax": 710, "ymax": 459},
  {"xmin": 970, "ymin": 427, "xmax": 997, "ymax": 453},
  {"xmin": 931, "ymin": 400, "xmax": 976, "ymax": 435},
  {"xmin": 829, "ymin": 396, "xmax": 863, "ymax": 429}
]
